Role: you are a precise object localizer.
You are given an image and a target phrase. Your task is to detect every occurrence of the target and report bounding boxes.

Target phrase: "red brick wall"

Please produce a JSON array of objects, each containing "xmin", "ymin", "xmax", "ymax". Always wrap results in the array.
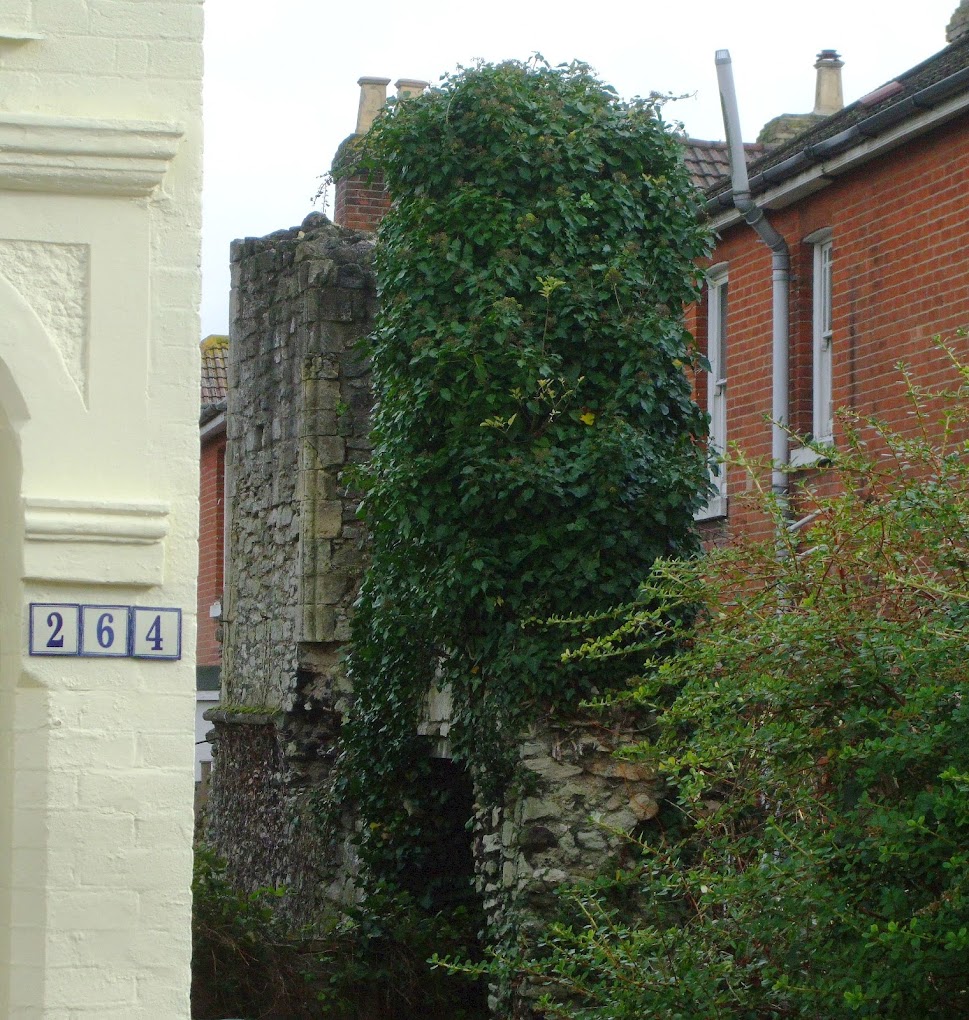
[
  {"xmin": 197, "ymin": 431, "xmax": 226, "ymax": 667},
  {"xmin": 334, "ymin": 172, "xmax": 391, "ymax": 233},
  {"xmin": 689, "ymin": 113, "xmax": 969, "ymax": 544}
]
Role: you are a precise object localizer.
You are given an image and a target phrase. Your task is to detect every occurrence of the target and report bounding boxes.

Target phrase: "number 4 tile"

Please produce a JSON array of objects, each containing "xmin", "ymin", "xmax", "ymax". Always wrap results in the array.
[{"xmin": 130, "ymin": 607, "xmax": 182, "ymax": 660}]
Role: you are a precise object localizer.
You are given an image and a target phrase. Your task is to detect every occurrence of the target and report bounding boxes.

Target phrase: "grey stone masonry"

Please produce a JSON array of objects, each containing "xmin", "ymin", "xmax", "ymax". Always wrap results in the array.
[
  {"xmin": 206, "ymin": 213, "xmax": 374, "ymax": 917},
  {"xmin": 476, "ymin": 715, "xmax": 665, "ymax": 1017},
  {"xmin": 221, "ymin": 211, "xmax": 375, "ymax": 710},
  {"xmin": 207, "ymin": 209, "xmax": 671, "ymax": 1011}
]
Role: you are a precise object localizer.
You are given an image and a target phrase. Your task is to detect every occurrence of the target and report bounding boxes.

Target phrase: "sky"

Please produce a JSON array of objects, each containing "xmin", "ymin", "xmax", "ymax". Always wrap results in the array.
[{"xmin": 200, "ymin": 0, "xmax": 963, "ymax": 339}]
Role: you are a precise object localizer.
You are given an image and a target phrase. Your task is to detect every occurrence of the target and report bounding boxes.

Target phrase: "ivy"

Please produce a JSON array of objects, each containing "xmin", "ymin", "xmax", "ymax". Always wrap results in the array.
[{"xmin": 333, "ymin": 59, "xmax": 711, "ymax": 902}]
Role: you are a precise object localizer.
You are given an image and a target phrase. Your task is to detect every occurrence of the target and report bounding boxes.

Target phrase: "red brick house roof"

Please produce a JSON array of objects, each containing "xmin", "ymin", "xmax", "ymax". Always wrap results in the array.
[
  {"xmin": 681, "ymin": 138, "xmax": 768, "ymax": 190},
  {"xmin": 200, "ymin": 334, "xmax": 228, "ymax": 415},
  {"xmin": 706, "ymin": 32, "xmax": 969, "ymax": 208}
]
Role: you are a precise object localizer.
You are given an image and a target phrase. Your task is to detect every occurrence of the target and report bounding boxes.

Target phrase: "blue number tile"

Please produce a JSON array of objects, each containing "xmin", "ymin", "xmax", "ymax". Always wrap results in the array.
[
  {"xmin": 28, "ymin": 603, "xmax": 81, "ymax": 657},
  {"xmin": 130, "ymin": 607, "xmax": 182, "ymax": 660},
  {"xmin": 79, "ymin": 605, "xmax": 131, "ymax": 657}
]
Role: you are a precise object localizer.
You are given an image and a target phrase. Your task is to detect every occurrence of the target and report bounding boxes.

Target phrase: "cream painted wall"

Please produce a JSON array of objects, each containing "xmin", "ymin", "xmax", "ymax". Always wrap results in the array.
[{"xmin": 0, "ymin": 2, "xmax": 202, "ymax": 1017}]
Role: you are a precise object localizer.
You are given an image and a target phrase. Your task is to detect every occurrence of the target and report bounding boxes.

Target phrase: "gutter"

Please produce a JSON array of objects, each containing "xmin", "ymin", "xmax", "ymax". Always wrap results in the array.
[
  {"xmin": 707, "ymin": 63, "xmax": 969, "ymax": 226},
  {"xmin": 200, "ymin": 399, "xmax": 226, "ymax": 440},
  {"xmin": 715, "ymin": 50, "xmax": 790, "ymax": 505}
]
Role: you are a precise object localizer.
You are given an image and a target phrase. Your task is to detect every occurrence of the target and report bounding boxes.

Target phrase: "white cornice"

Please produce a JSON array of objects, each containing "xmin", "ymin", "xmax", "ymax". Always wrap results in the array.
[
  {"xmin": 23, "ymin": 498, "xmax": 170, "ymax": 587},
  {"xmin": 0, "ymin": 112, "xmax": 182, "ymax": 196}
]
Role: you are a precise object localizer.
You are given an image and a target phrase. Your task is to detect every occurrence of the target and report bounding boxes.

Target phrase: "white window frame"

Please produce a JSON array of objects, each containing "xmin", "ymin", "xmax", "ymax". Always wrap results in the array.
[
  {"xmin": 697, "ymin": 265, "xmax": 728, "ymax": 520},
  {"xmin": 809, "ymin": 228, "xmax": 834, "ymax": 444}
]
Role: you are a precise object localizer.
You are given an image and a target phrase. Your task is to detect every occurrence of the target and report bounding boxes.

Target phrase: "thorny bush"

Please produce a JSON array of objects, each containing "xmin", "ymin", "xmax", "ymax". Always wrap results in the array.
[{"xmin": 511, "ymin": 343, "xmax": 969, "ymax": 1018}]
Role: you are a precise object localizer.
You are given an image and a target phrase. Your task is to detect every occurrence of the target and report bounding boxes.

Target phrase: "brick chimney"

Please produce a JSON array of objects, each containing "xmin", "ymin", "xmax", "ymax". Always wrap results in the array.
[
  {"xmin": 948, "ymin": 1, "xmax": 969, "ymax": 43},
  {"xmin": 333, "ymin": 76, "xmax": 428, "ymax": 233},
  {"xmin": 813, "ymin": 50, "xmax": 844, "ymax": 115}
]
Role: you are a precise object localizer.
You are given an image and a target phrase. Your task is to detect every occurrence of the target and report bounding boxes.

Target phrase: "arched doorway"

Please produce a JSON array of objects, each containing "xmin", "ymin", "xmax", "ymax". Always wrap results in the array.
[{"xmin": 0, "ymin": 370, "xmax": 24, "ymax": 1016}]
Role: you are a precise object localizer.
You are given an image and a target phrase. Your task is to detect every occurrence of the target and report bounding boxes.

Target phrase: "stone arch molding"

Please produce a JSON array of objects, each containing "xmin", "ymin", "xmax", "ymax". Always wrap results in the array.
[
  {"xmin": 0, "ymin": 272, "xmax": 81, "ymax": 429},
  {"xmin": 0, "ymin": 275, "xmax": 169, "ymax": 587}
]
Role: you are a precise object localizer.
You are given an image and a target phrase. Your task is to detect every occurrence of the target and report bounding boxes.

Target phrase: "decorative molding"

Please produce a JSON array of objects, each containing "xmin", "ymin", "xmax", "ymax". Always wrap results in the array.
[
  {"xmin": 0, "ymin": 240, "xmax": 89, "ymax": 403},
  {"xmin": 0, "ymin": 29, "xmax": 43, "ymax": 42},
  {"xmin": 0, "ymin": 113, "xmax": 182, "ymax": 196},
  {"xmin": 23, "ymin": 498, "xmax": 170, "ymax": 587},
  {"xmin": 802, "ymin": 226, "xmax": 834, "ymax": 246}
]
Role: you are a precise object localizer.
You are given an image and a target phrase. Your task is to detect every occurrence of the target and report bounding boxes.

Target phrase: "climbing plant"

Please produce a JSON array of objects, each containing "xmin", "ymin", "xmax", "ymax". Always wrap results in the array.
[{"xmin": 334, "ymin": 58, "xmax": 711, "ymax": 896}]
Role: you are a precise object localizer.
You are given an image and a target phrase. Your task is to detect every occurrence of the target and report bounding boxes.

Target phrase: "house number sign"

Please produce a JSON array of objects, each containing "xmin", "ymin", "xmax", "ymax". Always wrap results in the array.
[{"xmin": 28, "ymin": 604, "xmax": 182, "ymax": 660}]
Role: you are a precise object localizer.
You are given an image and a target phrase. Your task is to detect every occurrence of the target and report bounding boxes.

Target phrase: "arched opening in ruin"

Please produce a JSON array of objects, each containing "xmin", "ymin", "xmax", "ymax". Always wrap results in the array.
[{"xmin": 400, "ymin": 752, "xmax": 488, "ymax": 1013}]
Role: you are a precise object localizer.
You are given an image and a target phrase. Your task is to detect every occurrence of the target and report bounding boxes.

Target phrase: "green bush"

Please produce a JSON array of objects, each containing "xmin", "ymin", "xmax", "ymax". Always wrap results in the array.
[
  {"xmin": 334, "ymin": 58, "xmax": 710, "ymax": 903},
  {"xmin": 520, "ymin": 347, "xmax": 969, "ymax": 1017},
  {"xmin": 190, "ymin": 846, "xmax": 486, "ymax": 1019}
]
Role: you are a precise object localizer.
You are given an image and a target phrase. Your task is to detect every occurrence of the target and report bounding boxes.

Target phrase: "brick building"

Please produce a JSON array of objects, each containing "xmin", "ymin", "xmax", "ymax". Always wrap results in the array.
[
  {"xmin": 334, "ymin": 16, "xmax": 969, "ymax": 549},
  {"xmin": 197, "ymin": 335, "xmax": 228, "ymax": 781},
  {"xmin": 688, "ymin": 7, "xmax": 969, "ymax": 543}
]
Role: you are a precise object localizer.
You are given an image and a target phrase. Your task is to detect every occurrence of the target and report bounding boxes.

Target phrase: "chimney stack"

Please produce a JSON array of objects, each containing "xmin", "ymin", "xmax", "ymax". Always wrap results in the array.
[
  {"xmin": 395, "ymin": 78, "xmax": 429, "ymax": 101},
  {"xmin": 354, "ymin": 76, "xmax": 391, "ymax": 135},
  {"xmin": 813, "ymin": 50, "xmax": 844, "ymax": 116},
  {"xmin": 948, "ymin": 1, "xmax": 969, "ymax": 43},
  {"xmin": 334, "ymin": 75, "xmax": 426, "ymax": 232}
]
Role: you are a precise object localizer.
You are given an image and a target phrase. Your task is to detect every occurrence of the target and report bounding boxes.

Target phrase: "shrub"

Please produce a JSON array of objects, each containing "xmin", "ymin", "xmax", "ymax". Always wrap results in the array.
[
  {"xmin": 521, "ymin": 346, "xmax": 969, "ymax": 1017},
  {"xmin": 190, "ymin": 846, "xmax": 486, "ymax": 1019}
]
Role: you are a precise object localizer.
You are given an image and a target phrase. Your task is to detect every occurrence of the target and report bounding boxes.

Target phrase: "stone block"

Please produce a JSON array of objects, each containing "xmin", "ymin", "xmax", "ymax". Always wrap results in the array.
[
  {"xmin": 302, "ymin": 604, "xmax": 339, "ymax": 643},
  {"xmin": 519, "ymin": 797, "xmax": 555, "ymax": 822},
  {"xmin": 319, "ymin": 290, "xmax": 354, "ymax": 322},
  {"xmin": 578, "ymin": 752, "xmax": 657, "ymax": 783},
  {"xmin": 299, "ymin": 537, "xmax": 333, "ymax": 577},
  {"xmin": 297, "ymin": 258, "xmax": 335, "ymax": 289},
  {"xmin": 575, "ymin": 829, "xmax": 607, "ymax": 851},
  {"xmin": 309, "ymin": 501, "xmax": 343, "ymax": 538},
  {"xmin": 306, "ymin": 571, "xmax": 353, "ymax": 606},
  {"xmin": 301, "ymin": 289, "xmax": 320, "ymax": 324},
  {"xmin": 336, "ymin": 263, "xmax": 369, "ymax": 290},
  {"xmin": 303, "ymin": 436, "xmax": 345, "ymax": 470},
  {"xmin": 629, "ymin": 794, "xmax": 659, "ymax": 821},
  {"xmin": 522, "ymin": 757, "xmax": 583, "ymax": 781}
]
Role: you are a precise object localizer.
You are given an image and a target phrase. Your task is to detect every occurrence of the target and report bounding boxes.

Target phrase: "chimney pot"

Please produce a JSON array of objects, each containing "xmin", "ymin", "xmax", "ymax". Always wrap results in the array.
[
  {"xmin": 813, "ymin": 49, "xmax": 844, "ymax": 116},
  {"xmin": 355, "ymin": 76, "xmax": 391, "ymax": 134}
]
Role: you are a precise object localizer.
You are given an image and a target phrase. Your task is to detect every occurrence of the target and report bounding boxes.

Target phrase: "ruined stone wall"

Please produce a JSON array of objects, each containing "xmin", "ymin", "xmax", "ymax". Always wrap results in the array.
[
  {"xmin": 222, "ymin": 210, "xmax": 375, "ymax": 710},
  {"xmin": 208, "ymin": 210, "xmax": 667, "ymax": 1012},
  {"xmin": 477, "ymin": 718, "xmax": 665, "ymax": 1017},
  {"xmin": 206, "ymin": 212, "xmax": 375, "ymax": 917}
]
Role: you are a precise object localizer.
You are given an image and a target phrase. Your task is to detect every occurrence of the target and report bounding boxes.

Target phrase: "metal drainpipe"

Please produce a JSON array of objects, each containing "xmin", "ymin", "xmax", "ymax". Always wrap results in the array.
[{"xmin": 715, "ymin": 50, "xmax": 790, "ymax": 511}]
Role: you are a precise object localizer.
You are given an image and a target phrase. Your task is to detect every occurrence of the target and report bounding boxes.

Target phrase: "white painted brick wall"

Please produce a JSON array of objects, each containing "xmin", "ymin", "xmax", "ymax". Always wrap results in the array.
[{"xmin": 0, "ymin": 0, "xmax": 203, "ymax": 1015}]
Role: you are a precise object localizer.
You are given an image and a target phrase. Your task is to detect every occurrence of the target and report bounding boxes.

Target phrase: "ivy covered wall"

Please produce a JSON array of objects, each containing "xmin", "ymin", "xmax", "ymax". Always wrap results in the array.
[{"xmin": 207, "ymin": 60, "xmax": 711, "ymax": 1016}]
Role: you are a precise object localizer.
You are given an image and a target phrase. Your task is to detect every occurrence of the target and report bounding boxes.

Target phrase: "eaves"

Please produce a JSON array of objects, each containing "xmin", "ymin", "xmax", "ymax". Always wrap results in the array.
[
  {"xmin": 200, "ymin": 403, "xmax": 226, "ymax": 440},
  {"xmin": 708, "ymin": 84, "xmax": 969, "ymax": 233}
]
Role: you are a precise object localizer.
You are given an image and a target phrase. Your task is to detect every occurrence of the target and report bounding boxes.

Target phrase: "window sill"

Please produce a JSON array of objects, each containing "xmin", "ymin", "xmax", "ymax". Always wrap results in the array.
[
  {"xmin": 789, "ymin": 444, "xmax": 832, "ymax": 469},
  {"xmin": 695, "ymin": 496, "xmax": 728, "ymax": 522}
]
